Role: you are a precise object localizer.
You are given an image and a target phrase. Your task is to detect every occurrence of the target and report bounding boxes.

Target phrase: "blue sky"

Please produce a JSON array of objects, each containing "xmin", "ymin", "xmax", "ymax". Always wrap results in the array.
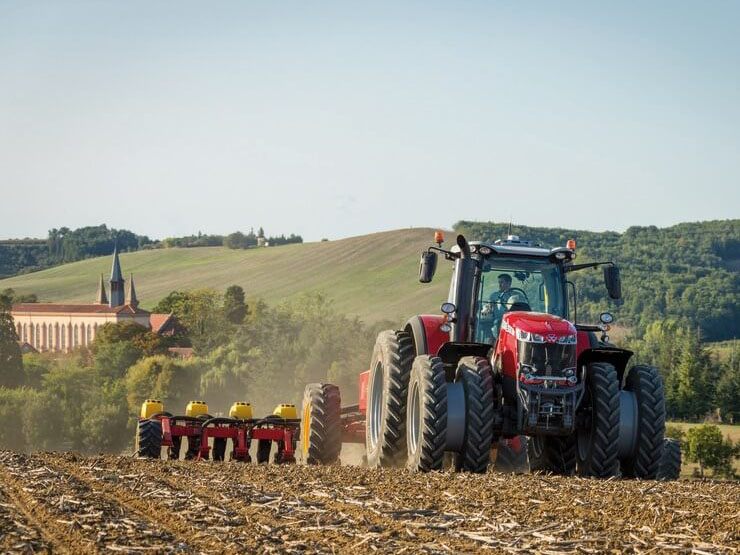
[{"xmin": 1, "ymin": 1, "xmax": 738, "ymax": 241}]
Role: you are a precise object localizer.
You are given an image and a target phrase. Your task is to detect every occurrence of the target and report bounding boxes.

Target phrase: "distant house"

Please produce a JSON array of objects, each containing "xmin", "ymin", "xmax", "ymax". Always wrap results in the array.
[{"xmin": 11, "ymin": 249, "xmax": 177, "ymax": 353}]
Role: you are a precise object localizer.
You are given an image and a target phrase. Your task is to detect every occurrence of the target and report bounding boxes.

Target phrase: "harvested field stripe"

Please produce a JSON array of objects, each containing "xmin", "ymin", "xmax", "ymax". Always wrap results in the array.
[
  {"xmin": 39, "ymin": 453, "xmax": 262, "ymax": 553},
  {"xmin": 0, "ymin": 457, "xmax": 83, "ymax": 555},
  {"xmin": 0, "ymin": 481, "xmax": 51, "ymax": 554}
]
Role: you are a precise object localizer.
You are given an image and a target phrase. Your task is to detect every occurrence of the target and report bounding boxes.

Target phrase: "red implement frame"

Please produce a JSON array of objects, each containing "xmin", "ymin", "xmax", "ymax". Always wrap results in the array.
[{"xmin": 149, "ymin": 414, "xmax": 301, "ymax": 462}]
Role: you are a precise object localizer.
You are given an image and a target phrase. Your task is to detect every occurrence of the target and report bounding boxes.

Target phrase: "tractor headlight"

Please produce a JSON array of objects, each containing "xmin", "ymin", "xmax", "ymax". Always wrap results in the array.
[
  {"xmin": 557, "ymin": 334, "xmax": 577, "ymax": 344},
  {"xmin": 517, "ymin": 329, "xmax": 545, "ymax": 343}
]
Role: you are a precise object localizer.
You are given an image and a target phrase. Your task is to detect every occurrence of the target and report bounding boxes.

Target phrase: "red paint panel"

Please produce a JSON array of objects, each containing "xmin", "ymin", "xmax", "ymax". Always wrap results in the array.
[
  {"xmin": 358, "ymin": 370, "xmax": 369, "ymax": 413},
  {"xmin": 418, "ymin": 314, "xmax": 448, "ymax": 355}
]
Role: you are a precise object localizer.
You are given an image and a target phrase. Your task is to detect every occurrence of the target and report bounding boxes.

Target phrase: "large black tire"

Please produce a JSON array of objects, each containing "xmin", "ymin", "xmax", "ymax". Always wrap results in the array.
[
  {"xmin": 365, "ymin": 330, "xmax": 414, "ymax": 467},
  {"xmin": 656, "ymin": 438, "xmax": 681, "ymax": 481},
  {"xmin": 212, "ymin": 438, "xmax": 227, "ymax": 461},
  {"xmin": 302, "ymin": 383, "xmax": 342, "ymax": 465},
  {"xmin": 454, "ymin": 357, "xmax": 494, "ymax": 473},
  {"xmin": 621, "ymin": 365, "xmax": 665, "ymax": 479},
  {"xmin": 544, "ymin": 435, "xmax": 577, "ymax": 475},
  {"xmin": 527, "ymin": 436, "xmax": 546, "ymax": 472},
  {"xmin": 406, "ymin": 356, "xmax": 447, "ymax": 472},
  {"xmin": 494, "ymin": 437, "xmax": 529, "ymax": 473},
  {"xmin": 136, "ymin": 419, "xmax": 162, "ymax": 459},
  {"xmin": 576, "ymin": 362, "xmax": 620, "ymax": 478}
]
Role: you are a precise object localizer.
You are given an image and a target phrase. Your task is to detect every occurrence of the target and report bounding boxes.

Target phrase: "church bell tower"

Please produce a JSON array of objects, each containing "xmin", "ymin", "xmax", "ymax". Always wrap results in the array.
[{"xmin": 109, "ymin": 247, "xmax": 125, "ymax": 307}]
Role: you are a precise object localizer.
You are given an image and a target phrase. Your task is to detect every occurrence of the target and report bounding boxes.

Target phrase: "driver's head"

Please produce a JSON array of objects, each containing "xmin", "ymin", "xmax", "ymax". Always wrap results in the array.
[{"xmin": 498, "ymin": 274, "xmax": 512, "ymax": 292}]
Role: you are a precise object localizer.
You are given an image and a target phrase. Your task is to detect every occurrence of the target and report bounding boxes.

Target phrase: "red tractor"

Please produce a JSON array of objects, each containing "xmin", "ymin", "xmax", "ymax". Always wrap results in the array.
[{"xmin": 302, "ymin": 232, "xmax": 667, "ymax": 478}]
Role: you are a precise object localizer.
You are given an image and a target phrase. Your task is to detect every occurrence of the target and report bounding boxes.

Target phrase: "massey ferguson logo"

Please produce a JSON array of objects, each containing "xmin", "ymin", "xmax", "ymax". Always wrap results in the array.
[{"xmin": 546, "ymin": 334, "xmax": 558, "ymax": 343}]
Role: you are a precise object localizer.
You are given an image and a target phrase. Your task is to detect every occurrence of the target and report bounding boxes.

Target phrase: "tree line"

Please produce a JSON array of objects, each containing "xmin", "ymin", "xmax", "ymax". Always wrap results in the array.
[{"xmin": 0, "ymin": 225, "xmax": 303, "ymax": 278}]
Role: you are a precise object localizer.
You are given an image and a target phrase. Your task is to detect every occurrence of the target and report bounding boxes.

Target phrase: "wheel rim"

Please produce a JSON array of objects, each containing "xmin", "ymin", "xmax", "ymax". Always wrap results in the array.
[
  {"xmin": 301, "ymin": 402, "xmax": 311, "ymax": 457},
  {"xmin": 368, "ymin": 362, "xmax": 384, "ymax": 450},
  {"xmin": 409, "ymin": 380, "xmax": 421, "ymax": 455}
]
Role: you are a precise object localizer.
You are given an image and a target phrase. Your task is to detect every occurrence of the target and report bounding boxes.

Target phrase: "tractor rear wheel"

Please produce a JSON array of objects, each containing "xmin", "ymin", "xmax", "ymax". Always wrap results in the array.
[
  {"xmin": 621, "ymin": 365, "xmax": 665, "ymax": 479},
  {"xmin": 406, "ymin": 355, "xmax": 447, "ymax": 472},
  {"xmin": 454, "ymin": 357, "xmax": 494, "ymax": 474},
  {"xmin": 494, "ymin": 437, "xmax": 529, "ymax": 473},
  {"xmin": 135, "ymin": 419, "xmax": 162, "ymax": 459},
  {"xmin": 656, "ymin": 438, "xmax": 681, "ymax": 481},
  {"xmin": 302, "ymin": 383, "xmax": 342, "ymax": 465},
  {"xmin": 544, "ymin": 435, "xmax": 577, "ymax": 475},
  {"xmin": 365, "ymin": 330, "xmax": 414, "ymax": 468},
  {"xmin": 576, "ymin": 362, "xmax": 620, "ymax": 478}
]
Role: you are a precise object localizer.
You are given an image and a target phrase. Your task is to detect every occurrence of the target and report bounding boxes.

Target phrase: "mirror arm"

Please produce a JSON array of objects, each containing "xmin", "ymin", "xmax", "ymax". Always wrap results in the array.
[
  {"xmin": 564, "ymin": 261, "xmax": 614, "ymax": 273},
  {"xmin": 428, "ymin": 245, "xmax": 459, "ymax": 261}
]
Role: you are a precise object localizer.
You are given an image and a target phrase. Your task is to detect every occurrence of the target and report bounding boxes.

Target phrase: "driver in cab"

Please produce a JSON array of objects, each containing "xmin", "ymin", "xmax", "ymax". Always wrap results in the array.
[{"xmin": 480, "ymin": 274, "xmax": 526, "ymax": 342}]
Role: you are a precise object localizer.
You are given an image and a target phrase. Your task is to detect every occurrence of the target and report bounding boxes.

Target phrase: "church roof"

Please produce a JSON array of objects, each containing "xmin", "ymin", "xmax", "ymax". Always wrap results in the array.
[
  {"xmin": 110, "ymin": 246, "xmax": 124, "ymax": 283},
  {"xmin": 11, "ymin": 303, "xmax": 150, "ymax": 315},
  {"xmin": 96, "ymin": 274, "xmax": 108, "ymax": 304}
]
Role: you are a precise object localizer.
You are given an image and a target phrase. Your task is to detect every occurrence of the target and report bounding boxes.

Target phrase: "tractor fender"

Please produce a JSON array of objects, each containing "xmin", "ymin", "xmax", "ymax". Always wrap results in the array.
[
  {"xmin": 405, "ymin": 315, "xmax": 448, "ymax": 356},
  {"xmin": 577, "ymin": 346, "xmax": 633, "ymax": 386}
]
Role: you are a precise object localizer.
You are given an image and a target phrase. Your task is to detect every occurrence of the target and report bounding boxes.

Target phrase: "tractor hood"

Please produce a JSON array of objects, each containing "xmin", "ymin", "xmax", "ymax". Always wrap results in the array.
[{"xmin": 501, "ymin": 312, "xmax": 576, "ymax": 342}]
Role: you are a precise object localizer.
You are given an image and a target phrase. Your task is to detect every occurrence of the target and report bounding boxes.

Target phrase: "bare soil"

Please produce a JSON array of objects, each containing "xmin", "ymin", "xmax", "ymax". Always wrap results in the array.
[{"xmin": 0, "ymin": 451, "xmax": 737, "ymax": 554}]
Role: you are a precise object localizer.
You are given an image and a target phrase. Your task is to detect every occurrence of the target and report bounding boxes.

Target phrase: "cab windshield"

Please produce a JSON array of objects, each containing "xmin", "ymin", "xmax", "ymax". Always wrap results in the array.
[{"xmin": 475, "ymin": 257, "xmax": 566, "ymax": 343}]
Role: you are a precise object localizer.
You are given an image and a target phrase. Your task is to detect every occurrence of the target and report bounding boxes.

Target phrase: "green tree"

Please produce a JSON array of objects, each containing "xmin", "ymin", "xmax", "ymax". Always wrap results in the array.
[
  {"xmin": 223, "ymin": 285, "xmax": 247, "ymax": 324},
  {"xmin": 671, "ymin": 329, "xmax": 715, "ymax": 419},
  {"xmin": 685, "ymin": 424, "xmax": 737, "ymax": 478},
  {"xmin": 715, "ymin": 363, "xmax": 739, "ymax": 423},
  {"xmin": 0, "ymin": 302, "xmax": 23, "ymax": 388}
]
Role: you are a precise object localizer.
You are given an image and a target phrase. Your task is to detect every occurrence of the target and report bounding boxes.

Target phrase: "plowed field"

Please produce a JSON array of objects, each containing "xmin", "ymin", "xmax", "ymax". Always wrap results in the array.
[{"xmin": 0, "ymin": 452, "xmax": 737, "ymax": 554}]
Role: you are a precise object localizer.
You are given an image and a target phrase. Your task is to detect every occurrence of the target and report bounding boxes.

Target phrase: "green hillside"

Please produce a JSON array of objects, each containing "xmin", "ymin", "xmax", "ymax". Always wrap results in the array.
[{"xmin": 0, "ymin": 229, "xmax": 452, "ymax": 324}]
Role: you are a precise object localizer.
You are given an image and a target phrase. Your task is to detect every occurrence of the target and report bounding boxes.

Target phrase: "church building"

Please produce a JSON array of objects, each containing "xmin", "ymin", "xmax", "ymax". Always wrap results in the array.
[{"xmin": 11, "ymin": 249, "xmax": 173, "ymax": 353}]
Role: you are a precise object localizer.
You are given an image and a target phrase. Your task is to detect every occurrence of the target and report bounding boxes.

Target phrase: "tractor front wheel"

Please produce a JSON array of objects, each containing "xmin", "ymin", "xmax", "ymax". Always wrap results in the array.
[
  {"xmin": 135, "ymin": 419, "xmax": 162, "ymax": 459},
  {"xmin": 406, "ymin": 355, "xmax": 447, "ymax": 472},
  {"xmin": 301, "ymin": 383, "xmax": 342, "ymax": 465},
  {"xmin": 544, "ymin": 435, "xmax": 577, "ymax": 475},
  {"xmin": 365, "ymin": 330, "xmax": 414, "ymax": 468},
  {"xmin": 576, "ymin": 362, "xmax": 620, "ymax": 478}
]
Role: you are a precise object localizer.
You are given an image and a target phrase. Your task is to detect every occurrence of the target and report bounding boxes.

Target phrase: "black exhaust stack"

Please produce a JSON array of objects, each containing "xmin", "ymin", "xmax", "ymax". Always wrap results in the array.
[{"xmin": 449, "ymin": 235, "xmax": 476, "ymax": 342}]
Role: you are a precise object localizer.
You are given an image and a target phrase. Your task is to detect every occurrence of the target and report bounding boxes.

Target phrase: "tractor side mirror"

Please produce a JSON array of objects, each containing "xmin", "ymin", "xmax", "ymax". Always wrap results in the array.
[
  {"xmin": 419, "ymin": 251, "xmax": 438, "ymax": 283},
  {"xmin": 604, "ymin": 266, "xmax": 622, "ymax": 300}
]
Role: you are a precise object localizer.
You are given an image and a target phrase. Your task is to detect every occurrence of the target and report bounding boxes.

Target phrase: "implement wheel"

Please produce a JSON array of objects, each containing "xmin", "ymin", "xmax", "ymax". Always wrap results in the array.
[
  {"xmin": 621, "ymin": 365, "xmax": 666, "ymax": 479},
  {"xmin": 256, "ymin": 440, "xmax": 272, "ymax": 464},
  {"xmin": 454, "ymin": 357, "xmax": 494, "ymax": 474},
  {"xmin": 212, "ymin": 438, "xmax": 227, "ymax": 461},
  {"xmin": 406, "ymin": 355, "xmax": 447, "ymax": 472},
  {"xmin": 365, "ymin": 330, "xmax": 415, "ymax": 468},
  {"xmin": 657, "ymin": 438, "xmax": 681, "ymax": 481},
  {"xmin": 302, "ymin": 383, "xmax": 342, "ymax": 465},
  {"xmin": 135, "ymin": 419, "xmax": 162, "ymax": 459},
  {"xmin": 576, "ymin": 362, "xmax": 620, "ymax": 478}
]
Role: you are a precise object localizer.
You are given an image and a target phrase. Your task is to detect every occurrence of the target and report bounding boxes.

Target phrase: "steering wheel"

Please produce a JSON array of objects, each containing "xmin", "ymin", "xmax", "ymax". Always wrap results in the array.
[{"xmin": 500, "ymin": 287, "xmax": 530, "ymax": 307}]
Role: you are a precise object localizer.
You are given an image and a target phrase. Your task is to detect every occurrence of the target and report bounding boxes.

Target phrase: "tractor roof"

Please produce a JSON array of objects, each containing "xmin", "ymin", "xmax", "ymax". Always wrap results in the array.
[{"xmin": 450, "ymin": 235, "xmax": 575, "ymax": 260}]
